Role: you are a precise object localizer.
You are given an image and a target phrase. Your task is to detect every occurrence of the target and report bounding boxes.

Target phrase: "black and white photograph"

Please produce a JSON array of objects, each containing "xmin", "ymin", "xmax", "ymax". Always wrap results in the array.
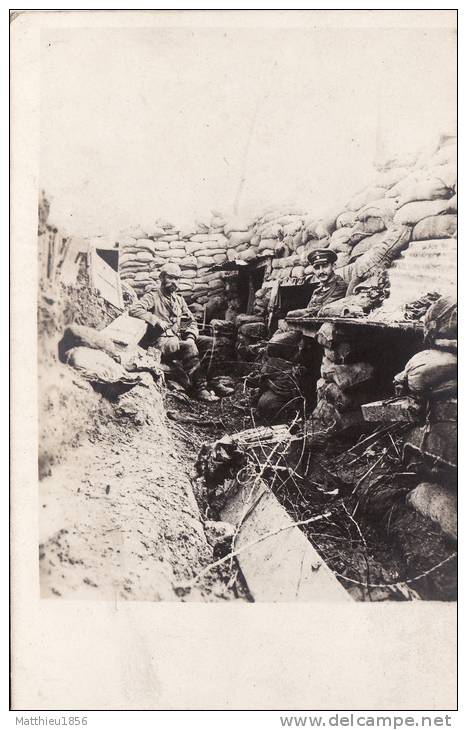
[{"xmin": 10, "ymin": 8, "xmax": 458, "ymax": 712}]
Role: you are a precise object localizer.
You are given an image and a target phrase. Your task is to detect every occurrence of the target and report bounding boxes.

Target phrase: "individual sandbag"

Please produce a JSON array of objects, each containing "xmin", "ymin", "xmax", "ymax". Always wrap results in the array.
[
  {"xmin": 195, "ymin": 271, "xmax": 224, "ymax": 284},
  {"xmin": 178, "ymin": 269, "xmax": 197, "ymax": 279},
  {"xmin": 209, "ymin": 319, "xmax": 235, "ymax": 336},
  {"xmin": 135, "ymin": 251, "xmax": 155, "ymax": 262},
  {"xmin": 316, "ymin": 380, "xmax": 369, "ymax": 410},
  {"xmin": 116, "ymin": 235, "xmax": 137, "ymax": 248},
  {"xmin": 396, "ymin": 178, "xmax": 454, "ymax": 208},
  {"xmin": 195, "ymin": 247, "xmax": 226, "ymax": 258},
  {"xmin": 58, "ymin": 325, "xmax": 120, "ymax": 363},
  {"xmin": 401, "ymin": 349, "xmax": 457, "ymax": 396},
  {"xmin": 336, "ymin": 211, "xmax": 356, "ymax": 229},
  {"xmin": 407, "ymin": 482, "xmax": 457, "ymax": 541},
  {"xmin": 118, "ymin": 252, "xmax": 142, "ymax": 265},
  {"xmin": 195, "ymin": 255, "xmax": 215, "ymax": 267},
  {"xmin": 235, "ymin": 313, "xmax": 263, "ymax": 328},
  {"xmin": 64, "ymin": 347, "xmax": 141, "ymax": 385},
  {"xmin": 151, "ymin": 240, "xmax": 170, "ymax": 252},
  {"xmin": 329, "ymin": 227, "xmax": 353, "ymax": 249},
  {"xmin": 235, "ymin": 247, "xmax": 258, "ymax": 262},
  {"xmin": 226, "ymin": 230, "xmax": 254, "ymax": 247},
  {"xmin": 412, "ymin": 214, "xmax": 457, "ymax": 241},
  {"xmin": 134, "ymin": 239, "xmax": 157, "ymax": 253},
  {"xmin": 423, "ymin": 296, "xmax": 457, "ymax": 341},
  {"xmin": 427, "ymin": 163, "xmax": 457, "ymax": 190},
  {"xmin": 349, "ymin": 230, "xmax": 388, "ymax": 260},
  {"xmin": 134, "ymin": 271, "xmax": 155, "ymax": 281},
  {"xmin": 322, "ymin": 342, "xmax": 353, "ymax": 364},
  {"xmin": 282, "ymin": 219, "xmax": 304, "ymax": 237},
  {"xmin": 156, "ymin": 234, "xmax": 181, "ymax": 243},
  {"xmin": 321, "ymin": 358, "xmax": 375, "ymax": 391},
  {"xmin": 348, "ymin": 218, "xmax": 386, "ymax": 246},
  {"xmin": 351, "ymin": 225, "xmax": 411, "ymax": 279},
  {"xmin": 156, "ymin": 248, "xmax": 186, "ymax": 259},
  {"xmin": 185, "ymin": 239, "xmax": 227, "ymax": 255},
  {"xmin": 119, "ymin": 261, "xmax": 149, "ymax": 272},
  {"xmin": 291, "ymin": 265, "xmax": 305, "ymax": 278},
  {"xmin": 119, "ymin": 245, "xmax": 141, "ymax": 256},
  {"xmin": 393, "ymin": 199, "xmax": 452, "ymax": 226},
  {"xmin": 258, "ymin": 237, "xmax": 277, "ymax": 252},
  {"xmin": 178, "ymin": 255, "xmax": 197, "ymax": 268},
  {"xmin": 223, "ymin": 217, "xmax": 253, "ymax": 236},
  {"xmin": 310, "ymin": 400, "xmax": 364, "ymax": 431},
  {"xmin": 355, "ymin": 198, "xmax": 397, "ymax": 222},
  {"xmin": 238, "ymin": 322, "xmax": 267, "ymax": 340}
]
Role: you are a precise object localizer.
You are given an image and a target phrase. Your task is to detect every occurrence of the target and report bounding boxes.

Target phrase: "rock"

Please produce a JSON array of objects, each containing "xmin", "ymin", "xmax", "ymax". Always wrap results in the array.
[
  {"xmin": 407, "ymin": 482, "xmax": 457, "ymax": 541},
  {"xmin": 204, "ymin": 520, "xmax": 236, "ymax": 556}
]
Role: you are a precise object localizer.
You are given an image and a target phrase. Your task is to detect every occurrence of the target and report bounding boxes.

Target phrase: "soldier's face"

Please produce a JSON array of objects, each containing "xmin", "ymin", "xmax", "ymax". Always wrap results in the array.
[
  {"xmin": 313, "ymin": 262, "xmax": 334, "ymax": 284},
  {"xmin": 161, "ymin": 273, "xmax": 179, "ymax": 293}
]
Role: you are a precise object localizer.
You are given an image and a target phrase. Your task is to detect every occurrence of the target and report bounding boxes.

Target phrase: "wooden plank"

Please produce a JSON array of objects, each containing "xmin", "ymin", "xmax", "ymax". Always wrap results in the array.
[
  {"xmin": 286, "ymin": 315, "xmax": 423, "ymax": 333},
  {"xmin": 221, "ymin": 481, "xmax": 351, "ymax": 602},
  {"xmin": 89, "ymin": 247, "xmax": 124, "ymax": 310},
  {"xmin": 361, "ymin": 397, "xmax": 423, "ymax": 424},
  {"xmin": 102, "ymin": 313, "xmax": 148, "ymax": 349}
]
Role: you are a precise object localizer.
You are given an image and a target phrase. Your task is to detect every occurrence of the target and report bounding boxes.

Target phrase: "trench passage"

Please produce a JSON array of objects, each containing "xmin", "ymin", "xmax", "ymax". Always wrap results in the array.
[{"xmin": 164, "ymin": 371, "xmax": 457, "ymax": 602}]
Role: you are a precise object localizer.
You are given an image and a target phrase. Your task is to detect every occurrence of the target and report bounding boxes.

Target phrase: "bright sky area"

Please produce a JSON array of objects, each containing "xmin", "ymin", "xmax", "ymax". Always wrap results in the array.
[{"xmin": 40, "ymin": 21, "xmax": 456, "ymax": 236}]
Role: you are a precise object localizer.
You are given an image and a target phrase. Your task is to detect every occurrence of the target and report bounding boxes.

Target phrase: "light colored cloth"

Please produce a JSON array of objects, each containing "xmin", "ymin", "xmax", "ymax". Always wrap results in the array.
[{"xmin": 129, "ymin": 289, "xmax": 199, "ymax": 340}]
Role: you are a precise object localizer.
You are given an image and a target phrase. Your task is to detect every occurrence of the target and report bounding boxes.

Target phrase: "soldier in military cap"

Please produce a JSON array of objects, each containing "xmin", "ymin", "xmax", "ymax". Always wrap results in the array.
[
  {"xmin": 305, "ymin": 248, "xmax": 348, "ymax": 315},
  {"xmin": 288, "ymin": 248, "xmax": 348, "ymax": 318},
  {"xmin": 129, "ymin": 262, "xmax": 219, "ymax": 402}
]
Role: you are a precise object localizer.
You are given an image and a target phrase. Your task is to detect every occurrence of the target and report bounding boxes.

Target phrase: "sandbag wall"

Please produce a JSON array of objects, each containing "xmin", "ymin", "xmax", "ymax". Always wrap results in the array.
[
  {"xmin": 117, "ymin": 213, "xmax": 261, "ymax": 309},
  {"xmin": 398, "ymin": 297, "xmax": 457, "ymax": 542},
  {"xmin": 309, "ymin": 322, "xmax": 376, "ymax": 433},
  {"xmin": 245, "ymin": 133, "xmax": 457, "ymax": 319}
]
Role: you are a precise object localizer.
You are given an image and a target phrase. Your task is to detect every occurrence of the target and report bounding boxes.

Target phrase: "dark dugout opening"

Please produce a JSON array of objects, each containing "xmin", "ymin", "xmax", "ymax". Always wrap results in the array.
[
  {"xmin": 96, "ymin": 248, "xmax": 119, "ymax": 272},
  {"xmin": 237, "ymin": 262, "xmax": 266, "ymax": 314}
]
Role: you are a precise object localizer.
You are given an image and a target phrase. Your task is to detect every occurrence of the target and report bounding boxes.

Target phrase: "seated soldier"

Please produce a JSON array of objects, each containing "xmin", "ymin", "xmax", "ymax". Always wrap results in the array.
[
  {"xmin": 288, "ymin": 248, "xmax": 348, "ymax": 318},
  {"xmin": 129, "ymin": 262, "xmax": 219, "ymax": 402}
]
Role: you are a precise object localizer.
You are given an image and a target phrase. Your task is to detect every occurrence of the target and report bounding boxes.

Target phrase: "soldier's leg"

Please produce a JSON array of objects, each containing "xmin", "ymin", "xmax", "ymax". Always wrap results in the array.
[
  {"xmin": 178, "ymin": 339, "xmax": 207, "ymax": 391},
  {"xmin": 156, "ymin": 335, "xmax": 181, "ymax": 360}
]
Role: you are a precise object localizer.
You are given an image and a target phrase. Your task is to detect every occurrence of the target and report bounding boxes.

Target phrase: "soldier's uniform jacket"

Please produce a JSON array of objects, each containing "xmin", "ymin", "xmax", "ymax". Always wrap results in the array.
[
  {"xmin": 129, "ymin": 289, "xmax": 199, "ymax": 340},
  {"xmin": 306, "ymin": 273, "xmax": 348, "ymax": 315}
]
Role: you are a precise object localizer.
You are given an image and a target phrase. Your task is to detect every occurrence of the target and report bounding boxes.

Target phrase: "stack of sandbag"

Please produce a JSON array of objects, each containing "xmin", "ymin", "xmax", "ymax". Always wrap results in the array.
[
  {"xmin": 235, "ymin": 313, "xmax": 267, "ymax": 362},
  {"xmin": 359, "ymin": 135, "xmax": 456, "ymax": 320},
  {"xmin": 117, "ymin": 214, "xmax": 231, "ymax": 306},
  {"xmin": 309, "ymin": 322, "xmax": 376, "ymax": 432},
  {"xmin": 397, "ymin": 296, "xmax": 457, "ymax": 484},
  {"xmin": 222, "ymin": 214, "xmax": 258, "ymax": 263},
  {"xmin": 252, "ymin": 286, "xmax": 271, "ymax": 319},
  {"xmin": 117, "ymin": 232, "xmax": 160, "ymax": 297},
  {"xmin": 185, "ymin": 229, "xmax": 228, "ymax": 305},
  {"xmin": 327, "ymin": 134, "xmax": 456, "ymax": 296}
]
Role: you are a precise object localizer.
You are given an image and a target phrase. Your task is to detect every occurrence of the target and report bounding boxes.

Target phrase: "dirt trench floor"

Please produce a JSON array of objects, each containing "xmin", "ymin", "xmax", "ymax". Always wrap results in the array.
[
  {"xmin": 39, "ymin": 376, "xmax": 250, "ymax": 602},
  {"xmin": 39, "ymin": 369, "xmax": 456, "ymax": 603}
]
